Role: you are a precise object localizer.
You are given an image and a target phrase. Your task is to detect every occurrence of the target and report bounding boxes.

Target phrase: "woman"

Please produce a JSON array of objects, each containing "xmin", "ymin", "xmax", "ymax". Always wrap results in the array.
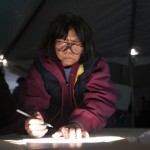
[{"xmin": 16, "ymin": 12, "xmax": 116, "ymax": 139}]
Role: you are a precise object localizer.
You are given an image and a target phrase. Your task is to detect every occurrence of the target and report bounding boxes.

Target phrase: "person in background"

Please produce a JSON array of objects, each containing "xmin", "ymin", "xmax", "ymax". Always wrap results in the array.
[
  {"xmin": 15, "ymin": 11, "xmax": 116, "ymax": 139},
  {"xmin": 0, "ymin": 62, "xmax": 16, "ymax": 131}
]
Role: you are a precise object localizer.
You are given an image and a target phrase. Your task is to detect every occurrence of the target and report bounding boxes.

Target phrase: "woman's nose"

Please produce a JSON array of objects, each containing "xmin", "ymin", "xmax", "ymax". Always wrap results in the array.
[{"xmin": 64, "ymin": 45, "xmax": 73, "ymax": 53}]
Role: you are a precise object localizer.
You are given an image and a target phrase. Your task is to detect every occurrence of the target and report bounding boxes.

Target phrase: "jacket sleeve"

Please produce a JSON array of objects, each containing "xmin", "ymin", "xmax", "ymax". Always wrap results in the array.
[
  {"xmin": 14, "ymin": 63, "xmax": 50, "ymax": 134},
  {"xmin": 69, "ymin": 58, "xmax": 117, "ymax": 132}
]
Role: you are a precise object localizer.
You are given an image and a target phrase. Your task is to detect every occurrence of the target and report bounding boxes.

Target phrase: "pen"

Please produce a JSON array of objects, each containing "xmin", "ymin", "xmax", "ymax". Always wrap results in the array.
[{"xmin": 16, "ymin": 109, "xmax": 53, "ymax": 128}]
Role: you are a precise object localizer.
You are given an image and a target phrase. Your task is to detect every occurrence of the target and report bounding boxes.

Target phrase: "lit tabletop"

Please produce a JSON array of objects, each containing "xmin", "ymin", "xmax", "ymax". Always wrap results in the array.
[{"xmin": 0, "ymin": 128, "xmax": 150, "ymax": 150}]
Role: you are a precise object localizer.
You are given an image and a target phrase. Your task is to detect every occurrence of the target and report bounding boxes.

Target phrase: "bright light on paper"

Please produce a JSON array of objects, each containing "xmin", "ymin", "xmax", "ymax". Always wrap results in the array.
[
  {"xmin": 4, "ymin": 136, "xmax": 124, "ymax": 144},
  {"xmin": 4, "ymin": 140, "xmax": 26, "ymax": 145},
  {"xmin": 23, "ymin": 136, "xmax": 124, "ymax": 143},
  {"xmin": 4, "ymin": 136, "xmax": 125, "ymax": 149}
]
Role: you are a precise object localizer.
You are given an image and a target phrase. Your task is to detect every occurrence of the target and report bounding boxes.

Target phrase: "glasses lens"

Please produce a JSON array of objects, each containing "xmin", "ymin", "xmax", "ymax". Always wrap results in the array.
[
  {"xmin": 71, "ymin": 44, "xmax": 82, "ymax": 54},
  {"xmin": 56, "ymin": 40, "xmax": 83, "ymax": 54},
  {"xmin": 56, "ymin": 41, "xmax": 67, "ymax": 50}
]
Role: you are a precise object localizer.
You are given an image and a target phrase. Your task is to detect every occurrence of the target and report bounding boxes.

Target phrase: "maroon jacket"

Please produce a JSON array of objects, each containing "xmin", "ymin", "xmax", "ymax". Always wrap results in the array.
[{"xmin": 15, "ymin": 51, "xmax": 116, "ymax": 134}]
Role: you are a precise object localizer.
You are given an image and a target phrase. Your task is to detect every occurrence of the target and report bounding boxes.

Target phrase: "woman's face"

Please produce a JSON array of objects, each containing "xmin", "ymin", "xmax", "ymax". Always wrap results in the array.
[{"xmin": 55, "ymin": 29, "xmax": 83, "ymax": 67}]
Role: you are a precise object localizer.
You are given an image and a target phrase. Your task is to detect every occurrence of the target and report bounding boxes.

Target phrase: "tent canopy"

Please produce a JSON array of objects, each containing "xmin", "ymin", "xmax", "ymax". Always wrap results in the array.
[{"xmin": 0, "ymin": 0, "xmax": 150, "ymax": 76}]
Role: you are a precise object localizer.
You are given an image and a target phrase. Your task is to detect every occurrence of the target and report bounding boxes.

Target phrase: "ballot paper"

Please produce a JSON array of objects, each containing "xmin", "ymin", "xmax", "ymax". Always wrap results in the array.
[{"xmin": 23, "ymin": 136, "xmax": 125, "ymax": 149}]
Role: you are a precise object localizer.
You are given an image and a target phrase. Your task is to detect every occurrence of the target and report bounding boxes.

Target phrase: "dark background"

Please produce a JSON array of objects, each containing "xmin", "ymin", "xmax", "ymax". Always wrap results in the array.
[{"xmin": 0, "ymin": 0, "xmax": 150, "ymax": 128}]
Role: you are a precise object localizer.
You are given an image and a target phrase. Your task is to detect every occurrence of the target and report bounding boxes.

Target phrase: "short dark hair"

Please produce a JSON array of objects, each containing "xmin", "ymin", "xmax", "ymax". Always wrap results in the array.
[{"xmin": 42, "ymin": 11, "xmax": 95, "ymax": 64}]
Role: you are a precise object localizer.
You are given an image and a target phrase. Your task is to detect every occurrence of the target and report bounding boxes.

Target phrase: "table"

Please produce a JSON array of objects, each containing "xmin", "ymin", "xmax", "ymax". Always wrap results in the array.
[{"xmin": 0, "ymin": 128, "xmax": 150, "ymax": 150}]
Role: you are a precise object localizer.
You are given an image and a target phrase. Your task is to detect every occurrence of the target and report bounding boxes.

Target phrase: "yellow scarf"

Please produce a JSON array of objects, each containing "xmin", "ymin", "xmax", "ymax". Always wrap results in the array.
[
  {"xmin": 73, "ymin": 64, "xmax": 84, "ymax": 108},
  {"xmin": 75, "ymin": 64, "xmax": 84, "ymax": 84}
]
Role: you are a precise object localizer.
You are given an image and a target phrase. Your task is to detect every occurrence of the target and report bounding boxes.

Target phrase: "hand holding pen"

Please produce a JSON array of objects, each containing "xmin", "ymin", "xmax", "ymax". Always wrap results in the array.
[
  {"xmin": 16, "ymin": 109, "xmax": 53, "ymax": 128},
  {"xmin": 16, "ymin": 109, "xmax": 53, "ymax": 138}
]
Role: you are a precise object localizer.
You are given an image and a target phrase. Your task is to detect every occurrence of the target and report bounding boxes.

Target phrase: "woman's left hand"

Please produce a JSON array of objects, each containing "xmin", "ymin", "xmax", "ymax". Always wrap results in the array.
[{"xmin": 52, "ymin": 123, "xmax": 89, "ymax": 139}]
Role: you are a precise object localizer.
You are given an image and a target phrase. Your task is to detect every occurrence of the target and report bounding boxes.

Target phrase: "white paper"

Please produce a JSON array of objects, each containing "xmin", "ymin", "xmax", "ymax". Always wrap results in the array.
[{"xmin": 23, "ymin": 136, "xmax": 125, "ymax": 149}]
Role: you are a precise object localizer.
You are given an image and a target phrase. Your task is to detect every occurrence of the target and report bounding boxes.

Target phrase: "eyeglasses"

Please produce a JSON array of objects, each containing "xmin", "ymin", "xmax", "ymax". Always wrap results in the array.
[{"xmin": 55, "ymin": 40, "xmax": 83, "ymax": 55}]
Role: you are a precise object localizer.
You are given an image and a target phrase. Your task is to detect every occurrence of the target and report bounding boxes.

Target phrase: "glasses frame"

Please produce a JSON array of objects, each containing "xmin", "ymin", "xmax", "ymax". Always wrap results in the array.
[{"xmin": 55, "ymin": 40, "xmax": 83, "ymax": 55}]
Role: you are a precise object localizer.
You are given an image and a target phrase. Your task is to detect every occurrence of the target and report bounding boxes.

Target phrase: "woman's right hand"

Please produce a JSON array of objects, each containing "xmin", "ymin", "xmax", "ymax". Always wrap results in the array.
[{"xmin": 25, "ymin": 112, "xmax": 48, "ymax": 138}]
